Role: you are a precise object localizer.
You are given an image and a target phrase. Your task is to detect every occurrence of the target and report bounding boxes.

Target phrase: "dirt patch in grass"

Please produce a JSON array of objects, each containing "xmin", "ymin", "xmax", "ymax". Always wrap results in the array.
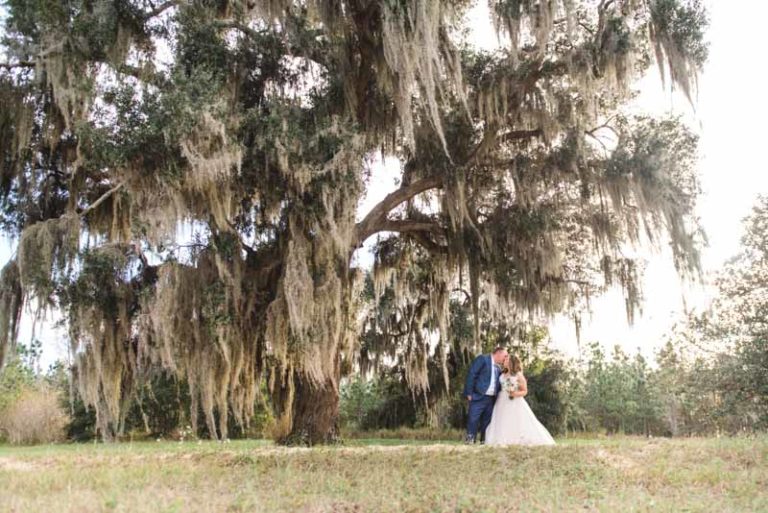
[{"xmin": 0, "ymin": 457, "xmax": 41, "ymax": 472}]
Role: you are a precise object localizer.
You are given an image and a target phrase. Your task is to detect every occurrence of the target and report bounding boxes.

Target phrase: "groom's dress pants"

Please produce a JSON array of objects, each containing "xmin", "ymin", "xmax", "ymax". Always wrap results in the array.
[{"xmin": 467, "ymin": 395, "xmax": 495, "ymax": 442}]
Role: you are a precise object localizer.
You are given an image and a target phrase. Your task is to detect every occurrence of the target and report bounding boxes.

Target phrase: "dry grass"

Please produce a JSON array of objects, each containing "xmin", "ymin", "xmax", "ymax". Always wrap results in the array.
[
  {"xmin": 341, "ymin": 427, "xmax": 465, "ymax": 441},
  {"xmin": 0, "ymin": 436, "xmax": 765, "ymax": 512},
  {"xmin": 0, "ymin": 386, "xmax": 67, "ymax": 445}
]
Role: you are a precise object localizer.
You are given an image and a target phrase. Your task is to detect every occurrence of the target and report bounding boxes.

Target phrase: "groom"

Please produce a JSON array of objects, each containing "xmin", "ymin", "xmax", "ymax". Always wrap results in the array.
[{"xmin": 463, "ymin": 347, "xmax": 508, "ymax": 444}]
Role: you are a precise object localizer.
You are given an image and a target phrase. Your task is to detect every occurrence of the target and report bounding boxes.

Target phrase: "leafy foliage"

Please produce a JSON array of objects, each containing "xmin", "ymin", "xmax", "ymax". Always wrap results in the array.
[
  {"xmin": 340, "ymin": 374, "xmax": 417, "ymax": 431},
  {"xmin": 0, "ymin": 342, "xmax": 37, "ymax": 416},
  {"xmin": 660, "ymin": 196, "xmax": 768, "ymax": 433},
  {"xmin": 566, "ymin": 343, "xmax": 664, "ymax": 434},
  {"xmin": 0, "ymin": 0, "xmax": 709, "ymax": 443}
]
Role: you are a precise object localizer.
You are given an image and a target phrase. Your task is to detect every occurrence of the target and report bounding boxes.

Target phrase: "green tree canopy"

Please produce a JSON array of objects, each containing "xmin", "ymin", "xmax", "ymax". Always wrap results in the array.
[
  {"xmin": 0, "ymin": 0, "xmax": 707, "ymax": 443},
  {"xmin": 673, "ymin": 196, "xmax": 768, "ymax": 430}
]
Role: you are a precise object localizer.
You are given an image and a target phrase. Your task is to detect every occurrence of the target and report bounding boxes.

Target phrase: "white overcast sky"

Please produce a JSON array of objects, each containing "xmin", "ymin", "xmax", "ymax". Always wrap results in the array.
[{"xmin": 3, "ymin": 0, "xmax": 766, "ymax": 367}]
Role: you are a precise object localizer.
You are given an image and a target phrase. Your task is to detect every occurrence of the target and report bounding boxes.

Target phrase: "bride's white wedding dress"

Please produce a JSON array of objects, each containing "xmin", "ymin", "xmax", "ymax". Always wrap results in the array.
[{"xmin": 485, "ymin": 373, "xmax": 556, "ymax": 446}]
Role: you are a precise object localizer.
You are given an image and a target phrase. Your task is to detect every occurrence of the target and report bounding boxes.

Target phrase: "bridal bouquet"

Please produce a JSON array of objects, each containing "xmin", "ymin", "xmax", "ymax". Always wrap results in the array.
[{"xmin": 501, "ymin": 377, "xmax": 519, "ymax": 399}]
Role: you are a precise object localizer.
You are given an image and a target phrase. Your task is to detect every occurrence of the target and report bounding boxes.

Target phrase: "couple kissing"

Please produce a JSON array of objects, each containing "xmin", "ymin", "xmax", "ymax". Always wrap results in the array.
[{"xmin": 463, "ymin": 347, "xmax": 555, "ymax": 446}]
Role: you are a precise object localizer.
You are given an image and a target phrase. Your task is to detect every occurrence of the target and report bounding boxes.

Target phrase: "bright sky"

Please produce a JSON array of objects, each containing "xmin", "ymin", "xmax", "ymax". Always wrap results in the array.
[{"xmin": 4, "ymin": 0, "xmax": 767, "ymax": 368}]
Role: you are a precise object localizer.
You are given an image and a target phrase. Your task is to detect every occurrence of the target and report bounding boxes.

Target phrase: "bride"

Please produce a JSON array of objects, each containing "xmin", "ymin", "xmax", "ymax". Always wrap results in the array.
[{"xmin": 485, "ymin": 354, "xmax": 556, "ymax": 446}]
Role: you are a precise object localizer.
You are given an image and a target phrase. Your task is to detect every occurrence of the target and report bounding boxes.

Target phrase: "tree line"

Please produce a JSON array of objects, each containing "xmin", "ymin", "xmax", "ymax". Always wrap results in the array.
[
  {"xmin": 3, "ymin": 192, "xmax": 768, "ymax": 443},
  {"xmin": 2, "ymin": 331, "xmax": 764, "ymax": 444}
]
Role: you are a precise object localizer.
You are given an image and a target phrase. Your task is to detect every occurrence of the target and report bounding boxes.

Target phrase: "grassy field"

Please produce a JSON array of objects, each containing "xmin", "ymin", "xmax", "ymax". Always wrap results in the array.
[{"xmin": 1, "ymin": 436, "xmax": 766, "ymax": 512}]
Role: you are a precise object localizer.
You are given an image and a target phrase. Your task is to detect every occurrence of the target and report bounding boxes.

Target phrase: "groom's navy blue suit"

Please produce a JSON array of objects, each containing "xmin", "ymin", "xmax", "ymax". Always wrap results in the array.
[{"xmin": 463, "ymin": 354, "xmax": 501, "ymax": 442}]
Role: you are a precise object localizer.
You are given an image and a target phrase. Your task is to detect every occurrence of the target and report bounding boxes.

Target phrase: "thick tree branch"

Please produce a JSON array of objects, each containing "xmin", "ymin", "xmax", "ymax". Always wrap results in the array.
[
  {"xmin": 116, "ymin": 64, "xmax": 169, "ymax": 88},
  {"xmin": 499, "ymin": 129, "xmax": 544, "ymax": 144},
  {"xmin": 39, "ymin": 42, "xmax": 65, "ymax": 58},
  {"xmin": 598, "ymin": 0, "xmax": 617, "ymax": 11},
  {"xmin": 225, "ymin": 220, "xmax": 259, "ymax": 259},
  {"xmin": 362, "ymin": 219, "xmax": 448, "ymax": 255},
  {"xmin": 79, "ymin": 181, "xmax": 126, "ymax": 217},
  {"xmin": 355, "ymin": 175, "xmax": 443, "ymax": 244},
  {"xmin": 215, "ymin": 20, "xmax": 260, "ymax": 39},
  {"xmin": 407, "ymin": 231, "xmax": 448, "ymax": 255},
  {"xmin": 377, "ymin": 220, "xmax": 441, "ymax": 234},
  {"xmin": 579, "ymin": 21, "xmax": 596, "ymax": 35},
  {"xmin": 542, "ymin": 276, "xmax": 594, "ymax": 288},
  {"xmin": 467, "ymin": 60, "xmax": 567, "ymax": 164},
  {"xmin": 215, "ymin": 20, "xmax": 330, "ymax": 70},
  {"xmin": 451, "ymin": 287, "xmax": 473, "ymax": 303},
  {"xmin": 0, "ymin": 61, "xmax": 34, "ymax": 69},
  {"xmin": 585, "ymin": 131, "xmax": 609, "ymax": 152},
  {"xmin": 468, "ymin": 128, "xmax": 544, "ymax": 164},
  {"xmin": 585, "ymin": 122, "xmax": 619, "ymax": 138},
  {"xmin": 143, "ymin": 0, "xmax": 180, "ymax": 20}
]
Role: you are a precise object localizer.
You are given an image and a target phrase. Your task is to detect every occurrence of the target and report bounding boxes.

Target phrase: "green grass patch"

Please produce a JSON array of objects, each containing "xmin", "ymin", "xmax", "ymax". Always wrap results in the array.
[{"xmin": 1, "ymin": 436, "xmax": 766, "ymax": 512}]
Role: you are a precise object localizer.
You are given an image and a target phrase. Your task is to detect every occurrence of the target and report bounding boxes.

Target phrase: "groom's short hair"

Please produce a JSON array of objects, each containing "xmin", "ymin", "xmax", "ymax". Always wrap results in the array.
[{"xmin": 492, "ymin": 346, "xmax": 506, "ymax": 354}]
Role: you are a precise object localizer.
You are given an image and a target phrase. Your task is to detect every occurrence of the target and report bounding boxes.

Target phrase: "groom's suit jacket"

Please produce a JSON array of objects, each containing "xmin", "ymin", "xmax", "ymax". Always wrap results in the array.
[{"xmin": 463, "ymin": 354, "xmax": 501, "ymax": 401}]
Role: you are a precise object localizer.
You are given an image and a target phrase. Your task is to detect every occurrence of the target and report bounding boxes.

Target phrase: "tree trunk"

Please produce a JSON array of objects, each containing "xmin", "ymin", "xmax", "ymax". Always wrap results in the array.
[{"xmin": 283, "ymin": 374, "xmax": 341, "ymax": 445}]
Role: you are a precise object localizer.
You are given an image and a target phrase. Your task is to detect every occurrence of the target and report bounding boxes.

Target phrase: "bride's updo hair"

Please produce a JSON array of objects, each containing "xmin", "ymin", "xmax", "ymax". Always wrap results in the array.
[{"xmin": 509, "ymin": 354, "xmax": 523, "ymax": 374}]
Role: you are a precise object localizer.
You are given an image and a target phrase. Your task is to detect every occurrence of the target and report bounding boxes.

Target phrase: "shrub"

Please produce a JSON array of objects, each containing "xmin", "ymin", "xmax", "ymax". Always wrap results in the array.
[
  {"xmin": 340, "ymin": 374, "xmax": 417, "ymax": 431},
  {"xmin": 525, "ymin": 358, "xmax": 571, "ymax": 436},
  {"xmin": 0, "ymin": 385, "xmax": 67, "ymax": 444}
]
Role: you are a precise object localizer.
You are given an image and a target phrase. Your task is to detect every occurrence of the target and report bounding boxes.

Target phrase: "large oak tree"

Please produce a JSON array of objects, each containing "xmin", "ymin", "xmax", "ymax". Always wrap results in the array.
[{"xmin": 0, "ymin": 0, "xmax": 706, "ymax": 443}]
